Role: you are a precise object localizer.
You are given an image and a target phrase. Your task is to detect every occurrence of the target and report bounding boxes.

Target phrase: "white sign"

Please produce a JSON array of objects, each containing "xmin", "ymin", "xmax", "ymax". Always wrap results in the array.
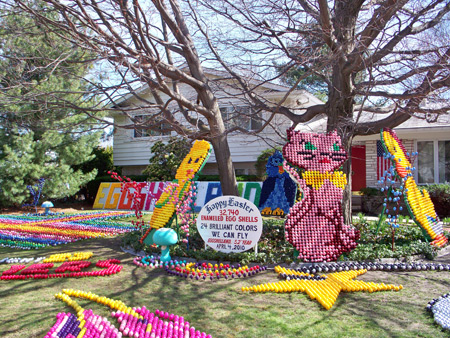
[{"xmin": 197, "ymin": 196, "xmax": 263, "ymax": 253}]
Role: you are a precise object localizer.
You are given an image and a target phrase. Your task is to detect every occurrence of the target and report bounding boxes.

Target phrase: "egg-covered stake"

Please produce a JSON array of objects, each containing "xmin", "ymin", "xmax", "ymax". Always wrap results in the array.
[
  {"xmin": 380, "ymin": 128, "xmax": 447, "ymax": 247},
  {"xmin": 140, "ymin": 140, "xmax": 211, "ymax": 247}
]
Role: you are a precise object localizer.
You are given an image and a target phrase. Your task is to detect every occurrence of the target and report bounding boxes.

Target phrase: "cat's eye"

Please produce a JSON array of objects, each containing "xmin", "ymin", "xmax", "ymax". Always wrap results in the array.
[
  {"xmin": 333, "ymin": 143, "xmax": 340, "ymax": 151},
  {"xmin": 304, "ymin": 142, "xmax": 316, "ymax": 150}
]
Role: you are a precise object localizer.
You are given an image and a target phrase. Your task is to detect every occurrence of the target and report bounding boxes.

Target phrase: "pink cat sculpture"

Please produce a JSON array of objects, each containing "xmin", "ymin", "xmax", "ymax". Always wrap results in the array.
[{"xmin": 282, "ymin": 128, "xmax": 360, "ymax": 262}]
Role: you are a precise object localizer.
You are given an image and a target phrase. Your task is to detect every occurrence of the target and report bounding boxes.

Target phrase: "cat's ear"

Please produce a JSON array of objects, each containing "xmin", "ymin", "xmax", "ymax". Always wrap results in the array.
[
  {"xmin": 286, "ymin": 126, "xmax": 295, "ymax": 140},
  {"xmin": 328, "ymin": 130, "xmax": 342, "ymax": 144},
  {"xmin": 328, "ymin": 129, "xmax": 338, "ymax": 137}
]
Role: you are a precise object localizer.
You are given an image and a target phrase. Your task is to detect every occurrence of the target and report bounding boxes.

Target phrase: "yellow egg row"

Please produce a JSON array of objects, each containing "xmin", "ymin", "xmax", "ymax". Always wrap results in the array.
[
  {"xmin": 43, "ymin": 252, "xmax": 94, "ymax": 263},
  {"xmin": 62, "ymin": 289, "xmax": 143, "ymax": 320},
  {"xmin": 404, "ymin": 177, "xmax": 438, "ymax": 239},
  {"xmin": 274, "ymin": 266, "xmax": 313, "ymax": 277},
  {"xmin": 54, "ymin": 292, "xmax": 87, "ymax": 337},
  {"xmin": 0, "ymin": 223, "xmax": 104, "ymax": 238},
  {"xmin": 44, "ymin": 253, "xmax": 72, "ymax": 263},
  {"xmin": 69, "ymin": 252, "xmax": 94, "ymax": 261},
  {"xmin": 303, "ymin": 171, "xmax": 347, "ymax": 189},
  {"xmin": 382, "ymin": 131, "xmax": 412, "ymax": 168}
]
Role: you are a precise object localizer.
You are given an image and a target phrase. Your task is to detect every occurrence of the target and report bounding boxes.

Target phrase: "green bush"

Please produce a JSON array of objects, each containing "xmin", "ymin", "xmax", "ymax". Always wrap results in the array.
[
  {"xmin": 195, "ymin": 174, "xmax": 221, "ymax": 181},
  {"xmin": 344, "ymin": 216, "xmax": 438, "ymax": 260},
  {"xmin": 121, "ymin": 215, "xmax": 442, "ymax": 264},
  {"xmin": 360, "ymin": 184, "xmax": 450, "ymax": 218},
  {"xmin": 143, "ymin": 137, "xmax": 191, "ymax": 181},
  {"xmin": 359, "ymin": 187, "xmax": 382, "ymax": 196},
  {"xmin": 345, "ymin": 241, "xmax": 437, "ymax": 261}
]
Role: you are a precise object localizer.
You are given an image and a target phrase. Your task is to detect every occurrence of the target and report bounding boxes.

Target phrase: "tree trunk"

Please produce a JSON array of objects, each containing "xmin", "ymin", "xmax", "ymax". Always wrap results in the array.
[
  {"xmin": 327, "ymin": 84, "xmax": 355, "ymax": 225},
  {"xmin": 342, "ymin": 139, "xmax": 353, "ymax": 225},
  {"xmin": 210, "ymin": 134, "xmax": 238, "ymax": 196},
  {"xmin": 325, "ymin": 1, "xmax": 357, "ymax": 226}
]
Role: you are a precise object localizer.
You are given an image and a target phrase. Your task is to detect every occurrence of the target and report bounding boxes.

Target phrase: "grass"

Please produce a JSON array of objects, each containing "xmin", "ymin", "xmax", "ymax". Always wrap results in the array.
[
  {"xmin": 122, "ymin": 211, "xmax": 153, "ymax": 224},
  {"xmin": 1, "ymin": 234, "xmax": 450, "ymax": 338}
]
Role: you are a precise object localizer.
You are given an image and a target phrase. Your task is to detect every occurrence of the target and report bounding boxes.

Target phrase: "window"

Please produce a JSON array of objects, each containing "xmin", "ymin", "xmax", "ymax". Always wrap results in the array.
[
  {"xmin": 417, "ymin": 141, "xmax": 434, "ymax": 183},
  {"xmin": 220, "ymin": 107, "xmax": 263, "ymax": 131},
  {"xmin": 416, "ymin": 140, "xmax": 450, "ymax": 184},
  {"xmin": 235, "ymin": 168, "xmax": 247, "ymax": 175},
  {"xmin": 438, "ymin": 141, "xmax": 450, "ymax": 183},
  {"xmin": 133, "ymin": 115, "xmax": 170, "ymax": 138}
]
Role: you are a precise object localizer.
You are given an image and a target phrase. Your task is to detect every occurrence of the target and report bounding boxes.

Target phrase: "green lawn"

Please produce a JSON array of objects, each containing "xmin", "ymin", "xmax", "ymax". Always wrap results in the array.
[{"xmin": 0, "ymin": 235, "xmax": 449, "ymax": 338}]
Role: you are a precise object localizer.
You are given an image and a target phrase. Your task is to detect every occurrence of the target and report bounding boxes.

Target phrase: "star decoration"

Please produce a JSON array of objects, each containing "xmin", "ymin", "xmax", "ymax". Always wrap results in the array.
[{"xmin": 242, "ymin": 267, "xmax": 403, "ymax": 310}]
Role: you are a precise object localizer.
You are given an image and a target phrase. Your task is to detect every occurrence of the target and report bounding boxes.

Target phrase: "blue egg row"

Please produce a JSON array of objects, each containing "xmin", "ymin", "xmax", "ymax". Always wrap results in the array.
[{"xmin": 0, "ymin": 234, "xmax": 66, "ymax": 246}]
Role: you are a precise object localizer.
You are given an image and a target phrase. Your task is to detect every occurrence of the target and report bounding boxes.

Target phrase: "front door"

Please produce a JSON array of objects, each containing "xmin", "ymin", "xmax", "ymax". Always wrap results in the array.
[{"xmin": 351, "ymin": 145, "xmax": 366, "ymax": 191}]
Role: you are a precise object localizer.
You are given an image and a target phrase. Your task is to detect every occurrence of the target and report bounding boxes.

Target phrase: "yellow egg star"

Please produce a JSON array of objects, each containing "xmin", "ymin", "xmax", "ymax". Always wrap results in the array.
[{"xmin": 244, "ymin": 268, "xmax": 402, "ymax": 310}]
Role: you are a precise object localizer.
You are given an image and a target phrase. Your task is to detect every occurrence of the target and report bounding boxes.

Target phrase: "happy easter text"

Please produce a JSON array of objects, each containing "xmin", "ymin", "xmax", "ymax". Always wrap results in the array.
[{"xmin": 204, "ymin": 197, "xmax": 254, "ymax": 214}]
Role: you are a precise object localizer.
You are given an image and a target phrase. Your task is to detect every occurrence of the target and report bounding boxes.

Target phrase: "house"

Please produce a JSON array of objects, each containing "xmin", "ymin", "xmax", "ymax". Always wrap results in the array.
[
  {"xmin": 110, "ymin": 70, "xmax": 450, "ymax": 192},
  {"xmin": 110, "ymin": 70, "xmax": 323, "ymax": 176},
  {"xmin": 358, "ymin": 114, "xmax": 450, "ymax": 188},
  {"xmin": 298, "ymin": 112, "xmax": 450, "ymax": 191},
  {"xmin": 97, "ymin": 84, "xmax": 450, "ymax": 214}
]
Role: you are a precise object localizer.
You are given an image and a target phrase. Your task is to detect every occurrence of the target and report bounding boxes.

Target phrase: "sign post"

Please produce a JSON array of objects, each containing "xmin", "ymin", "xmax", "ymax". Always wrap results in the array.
[{"xmin": 197, "ymin": 196, "xmax": 263, "ymax": 253}]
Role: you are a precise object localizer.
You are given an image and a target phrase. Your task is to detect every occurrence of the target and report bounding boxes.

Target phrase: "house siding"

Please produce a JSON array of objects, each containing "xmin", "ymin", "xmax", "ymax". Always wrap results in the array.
[
  {"xmin": 112, "ymin": 82, "xmax": 323, "ymax": 173},
  {"xmin": 113, "ymin": 118, "xmax": 291, "ymax": 168}
]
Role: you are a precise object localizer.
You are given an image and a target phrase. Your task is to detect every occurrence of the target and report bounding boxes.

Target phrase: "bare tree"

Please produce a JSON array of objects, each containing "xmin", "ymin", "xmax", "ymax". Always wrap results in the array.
[
  {"xmin": 7, "ymin": 0, "xmax": 246, "ymax": 195},
  {"xmin": 7, "ymin": 0, "xmax": 450, "ymax": 219},
  {"xmin": 194, "ymin": 0, "xmax": 450, "ymax": 221}
]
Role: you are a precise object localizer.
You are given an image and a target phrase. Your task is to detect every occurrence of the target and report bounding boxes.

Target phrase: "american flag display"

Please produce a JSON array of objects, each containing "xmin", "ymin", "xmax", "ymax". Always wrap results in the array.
[{"xmin": 377, "ymin": 140, "xmax": 391, "ymax": 180}]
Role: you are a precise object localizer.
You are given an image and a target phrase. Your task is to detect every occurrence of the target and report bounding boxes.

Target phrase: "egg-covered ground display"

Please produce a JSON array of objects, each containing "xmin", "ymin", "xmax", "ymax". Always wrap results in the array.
[
  {"xmin": 380, "ymin": 128, "xmax": 447, "ymax": 247},
  {"xmin": 284, "ymin": 261, "xmax": 450, "ymax": 274},
  {"xmin": 243, "ymin": 266, "xmax": 402, "ymax": 310},
  {"xmin": 0, "ymin": 211, "xmax": 135, "ymax": 249},
  {"xmin": 164, "ymin": 261, "xmax": 267, "ymax": 281},
  {"xmin": 133, "ymin": 254, "xmax": 168, "ymax": 269},
  {"xmin": 140, "ymin": 140, "xmax": 212, "ymax": 249},
  {"xmin": 282, "ymin": 128, "xmax": 360, "ymax": 262},
  {"xmin": 45, "ymin": 289, "xmax": 212, "ymax": 338},
  {"xmin": 427, "ymin": 293, "xmax": 450, "ymax": 331},
  {"xmin": 0, "ymin": 252, "xmax": 122, "ymax": 280}
]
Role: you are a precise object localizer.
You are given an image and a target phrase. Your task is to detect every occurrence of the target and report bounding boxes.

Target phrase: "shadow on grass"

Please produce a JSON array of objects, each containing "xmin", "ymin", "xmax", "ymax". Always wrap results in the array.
[{"xmin": 2, "ymin": 235, "xmax": 450, "ymax": 338}]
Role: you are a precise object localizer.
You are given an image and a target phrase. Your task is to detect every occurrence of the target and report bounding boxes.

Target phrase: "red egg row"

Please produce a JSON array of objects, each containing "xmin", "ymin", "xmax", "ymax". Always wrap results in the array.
[{"xmin": 1, "ymin": 259, "xmax": 122, "ymax": 280}]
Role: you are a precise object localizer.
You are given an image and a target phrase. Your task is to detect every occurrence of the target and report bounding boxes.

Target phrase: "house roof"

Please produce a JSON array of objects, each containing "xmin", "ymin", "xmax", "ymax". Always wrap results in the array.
[
  {"xmin": 296, "ymin": 110, "xmax": 450, "ymax": 140},
  {"xmin": 109, "ymin": 66, "xmax": 318, "ymax": 110}
]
